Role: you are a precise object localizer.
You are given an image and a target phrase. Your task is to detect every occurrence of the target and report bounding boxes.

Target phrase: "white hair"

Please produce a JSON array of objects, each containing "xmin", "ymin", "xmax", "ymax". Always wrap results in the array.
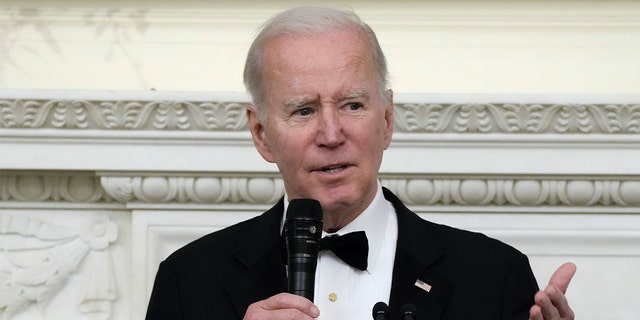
[{"xmin": 243, "ymin": 6, "xmax": 389, "ymax": 109}]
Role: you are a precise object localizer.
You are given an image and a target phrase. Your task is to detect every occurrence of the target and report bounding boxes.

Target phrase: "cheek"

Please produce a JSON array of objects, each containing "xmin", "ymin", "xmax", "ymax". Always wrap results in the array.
[
  {"xmin": 268, "ymin": 131, "xmax": 304, "ymax": 164},
  {"xmin": 367, "ymin": 119, "xmax": 391, "ymax": 155}
]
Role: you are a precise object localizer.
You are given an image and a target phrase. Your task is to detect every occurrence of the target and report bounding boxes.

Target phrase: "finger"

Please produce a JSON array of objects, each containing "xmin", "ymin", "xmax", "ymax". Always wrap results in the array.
[
  {"xmin": 244, "ymin": 306, "xmax": 317, "ymax": 320},
  {"xmin": 534, "ymin": 290, "xmax": 559, "ymax": 320},
  {"xmin": 545, "ymin": 284, "xmax": 575, "ymax": 318},
  {"xmin": 548, "ymin": 262, "xmax": 577, "ymax": 294},
  {"xmin": 261, "ymin": 293, "xmax": 319, "ymax": 317},
  {"xmin": 529, "ymin": 304, "xmax": 543, "ymax": 320}
]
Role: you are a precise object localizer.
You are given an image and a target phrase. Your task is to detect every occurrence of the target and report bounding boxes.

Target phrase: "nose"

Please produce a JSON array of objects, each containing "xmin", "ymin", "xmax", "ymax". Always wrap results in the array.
[{"xmin": 315, "ymin": 108, "xmax": 345, "ymax": 148}]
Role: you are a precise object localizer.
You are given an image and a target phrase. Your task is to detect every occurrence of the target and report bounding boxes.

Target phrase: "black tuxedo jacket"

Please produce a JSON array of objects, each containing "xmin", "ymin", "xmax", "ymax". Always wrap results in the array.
[{"xmin": 146, "ymin": 188, "xmax": 538, "ymax": 319}]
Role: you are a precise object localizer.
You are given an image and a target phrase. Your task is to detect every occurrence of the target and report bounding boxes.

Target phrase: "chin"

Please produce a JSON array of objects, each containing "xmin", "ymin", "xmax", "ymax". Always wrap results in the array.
[{"xmin": 321, "ymin": 193, "xmax": 358, "ymax": 209}]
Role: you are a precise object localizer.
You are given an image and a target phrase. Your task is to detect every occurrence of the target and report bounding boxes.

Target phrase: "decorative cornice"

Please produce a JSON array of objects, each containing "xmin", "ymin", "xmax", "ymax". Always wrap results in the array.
[
  {"xmin": 381, "ymin": 178, "xmax": 640, "ymax": 207},
  {"xmin": 0, "ymin": 173, "xmax": 112, "ymax": 203},
  {"xmin": 100, "ymin": 176, "xmax": 285, "ymax": 204},
  {"xmin": 2, "ymin": 98, "xmax": 639, "ymax": 134},
  {"xmin": 2, "ymin": 172, "xmax": 639, "ymax": 207},
  {"xmin": 394, "ymin": 103, "xmax": 640, "ymax": 134},
  {"xmin": 99, "ymin": 174, "xmax": 640, "ymax": 207},
  {"xmin": 0, "ymin": 99, "xmax": 247, "ymax": 130},
  {"xmin": 1, "ymin": 172, "xmax": 639, "ymax": 207}
]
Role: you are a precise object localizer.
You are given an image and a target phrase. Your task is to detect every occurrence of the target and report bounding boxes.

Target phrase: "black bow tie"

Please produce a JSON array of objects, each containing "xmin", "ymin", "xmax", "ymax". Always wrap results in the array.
[{"xmin": 319, "ymin": 231, "xmax": 369, "ymax": 271}]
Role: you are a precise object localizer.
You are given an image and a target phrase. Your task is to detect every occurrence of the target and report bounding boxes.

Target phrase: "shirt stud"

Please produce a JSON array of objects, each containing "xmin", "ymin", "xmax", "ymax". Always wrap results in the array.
[{"xmin": 328, "ymin": 292, "xmax": 337, "ymax": 302}]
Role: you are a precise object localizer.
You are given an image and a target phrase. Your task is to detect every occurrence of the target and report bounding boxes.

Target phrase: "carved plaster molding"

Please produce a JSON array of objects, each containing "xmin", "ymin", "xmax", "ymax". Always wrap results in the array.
[
  {"xmin": 381, "ymin": 178, "xmax": 640, "ymax": 207},
  {"xmin": 2, "ymin": 172, "xmax": 638, "ymax": 207},
  {"xmin": 0, "ymin": 212, "xmax": 118, "ymax": 319},
  {"xmin": 393, "ymin": 103, "xmax": 640, "ymax": 133},
  {"xmin": 100, "ymin": 176, "xmax": 284, "ymax": 204},
  {"xmin": 1, "ymin": 98, "xmax": 639, "ymax": 134},
  {"xmin": 0, "ymin": 172, "xmax": 112, "ymax": 203},
  {"xmin": 0, "ymin": 99, "xmax": 247, "ymax": 130},
  {"xmin": 100, "ymin": 175, "xmax": 640, "ymax": 207}
]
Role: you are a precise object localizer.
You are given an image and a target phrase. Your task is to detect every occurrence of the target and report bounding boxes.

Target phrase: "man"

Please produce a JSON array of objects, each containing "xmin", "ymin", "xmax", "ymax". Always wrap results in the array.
[{"xmin": 146, "ymin": 6, "xmax": 575, "ymax": 319}]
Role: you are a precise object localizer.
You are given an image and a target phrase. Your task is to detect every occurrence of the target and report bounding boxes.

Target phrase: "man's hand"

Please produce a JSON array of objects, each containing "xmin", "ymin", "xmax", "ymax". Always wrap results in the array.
[
  {"xmin": 243, "ymin": 292, "xmax": 320, "ymax": 320},
  {"xmin": 530, "ymin": 262, "xmax": 577, "ymax": 320}
]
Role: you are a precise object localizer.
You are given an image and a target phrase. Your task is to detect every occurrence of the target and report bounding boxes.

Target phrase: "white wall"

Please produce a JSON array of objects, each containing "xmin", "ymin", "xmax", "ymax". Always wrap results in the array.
[
  {"xmin": 2, "ymin": 0, "xmax": 639, "ymax": 94},
  {"xmin": 1, "ymin": 1, "xmax": 639, "ymax": 319}
]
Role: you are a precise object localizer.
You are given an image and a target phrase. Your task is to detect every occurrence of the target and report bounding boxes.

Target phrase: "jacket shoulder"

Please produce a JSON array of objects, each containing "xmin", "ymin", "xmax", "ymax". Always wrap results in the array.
[{"xmin": 162, "ymin": 200, "xmax": 284, "ymax": 270}]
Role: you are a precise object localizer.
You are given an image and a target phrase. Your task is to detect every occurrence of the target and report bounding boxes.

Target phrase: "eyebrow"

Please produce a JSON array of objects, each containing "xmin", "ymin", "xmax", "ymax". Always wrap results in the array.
[
  {"xmin": 285, "ymin": 97, "xmax": 314, "ymax": 109},
  {"xmin": 284, "ymin": 90, "xmax": 371, "ymax": 109},
  {"xmin": 339, "ymin": 90, "xmax": 369, "ymax": 101}
]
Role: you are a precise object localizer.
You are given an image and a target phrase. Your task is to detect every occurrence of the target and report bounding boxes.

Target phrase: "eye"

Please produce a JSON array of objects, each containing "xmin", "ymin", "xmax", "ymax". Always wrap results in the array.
[
  {"xmin": 346, "ymin": 102, "xmax": 364, "ymax": 111},
  {"xmin": 296, "ymin": 107, "xmax": 312, "ymax": 116}
]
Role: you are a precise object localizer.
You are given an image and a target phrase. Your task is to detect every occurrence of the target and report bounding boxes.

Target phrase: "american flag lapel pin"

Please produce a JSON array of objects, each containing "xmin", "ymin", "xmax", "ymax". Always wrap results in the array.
[{"xmin": 414, "ymin": 279, "xmax": 432, "ymax": 293}]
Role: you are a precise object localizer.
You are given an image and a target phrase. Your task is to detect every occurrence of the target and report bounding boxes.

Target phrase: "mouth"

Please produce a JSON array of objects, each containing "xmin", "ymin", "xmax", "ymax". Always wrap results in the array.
[{"xmin": 317, "ymin": 164, "xmax": 349, "ymax": 173}]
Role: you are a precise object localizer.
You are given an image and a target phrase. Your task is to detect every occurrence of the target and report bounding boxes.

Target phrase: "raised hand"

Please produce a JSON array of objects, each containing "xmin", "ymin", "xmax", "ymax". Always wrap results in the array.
[{"xmin": 530, "ymin": 262, "xmax": 577, "ymax": 320}]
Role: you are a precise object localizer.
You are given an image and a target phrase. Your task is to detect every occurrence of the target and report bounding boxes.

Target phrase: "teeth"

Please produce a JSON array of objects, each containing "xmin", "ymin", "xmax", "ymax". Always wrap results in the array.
[{"xmin": 323, "ymin": 166, "xmax": 344, "ymax": 172}]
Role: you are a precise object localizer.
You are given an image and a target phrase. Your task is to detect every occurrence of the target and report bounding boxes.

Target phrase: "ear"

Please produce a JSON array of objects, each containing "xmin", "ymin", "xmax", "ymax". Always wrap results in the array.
[
  {"xmin": 246, "ymin": 104, "xmax": 276, "ymax": 163},
  {"xmin": 383, "ymin": 89, "xmax": 394, "ymax": 149}
]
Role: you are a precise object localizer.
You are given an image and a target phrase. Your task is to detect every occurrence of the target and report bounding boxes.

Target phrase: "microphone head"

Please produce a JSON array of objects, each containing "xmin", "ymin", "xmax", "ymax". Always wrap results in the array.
[
  {"xmin": 400, "ymin": 303, "xmax": 417, "ymax": 320},
  {"xmin": 372, "ymin": 301, "xmax": 390, "ymax": 320},
  {"xmin": 286, "ymin": 198, "xmax": 323, "ymax": 221}
]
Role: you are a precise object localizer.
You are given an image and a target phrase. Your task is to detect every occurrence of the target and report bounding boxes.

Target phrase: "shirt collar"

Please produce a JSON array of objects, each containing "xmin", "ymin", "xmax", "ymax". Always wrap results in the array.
[{"xmin": 282, "ymin": 181, "xmax": 391, "ymax": 270}]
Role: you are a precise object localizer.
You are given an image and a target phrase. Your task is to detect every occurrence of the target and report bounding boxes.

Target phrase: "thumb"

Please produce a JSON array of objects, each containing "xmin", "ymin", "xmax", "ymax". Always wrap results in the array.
[{"xmin": 548, "ymin": 262, "xmax": 577, "ymax": 293}]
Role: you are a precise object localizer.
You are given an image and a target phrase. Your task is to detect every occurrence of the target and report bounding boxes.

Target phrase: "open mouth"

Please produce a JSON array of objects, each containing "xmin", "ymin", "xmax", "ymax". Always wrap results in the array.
[{"xmin": 321, "ymin": 165, "xmax": 347, "ymax": 173}]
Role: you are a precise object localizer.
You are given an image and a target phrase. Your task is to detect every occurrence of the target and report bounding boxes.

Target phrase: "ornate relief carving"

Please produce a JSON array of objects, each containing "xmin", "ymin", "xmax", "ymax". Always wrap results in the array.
[
  {"xmin": 0, "ymin": 173, "xmax": 111, "ymax": 203},
  {"xmin": 2, "ymin": 172, "xmax": 638, "ymax": 207},
  {"xmin": 2, "ymin": 99, "xmax": 638, "ymax": 133},
  {"xmin": 100, "ymin": 176, "xmax": 285, "ymax": 204},
  {"xmin": 0, "ymin": 100, "xmax": 248, "ymax": 130},
  {"xmin": 382, "ymin": 178, "xmax": 640, "ymax": 207},
  {"xmin": 393, "ymin": 103, "xmax": 640, "ymax": 133},
  {"xmin": 99, "ymin": 175, "xmax": 640, "ymax": 207},
  {"xmin": 0, "ymin": 212, "xmax": 118, "ymax": 319}
]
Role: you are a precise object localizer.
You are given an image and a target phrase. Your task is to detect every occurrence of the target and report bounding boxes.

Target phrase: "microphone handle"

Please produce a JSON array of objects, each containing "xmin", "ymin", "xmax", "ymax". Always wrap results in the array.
[
  {"xmin": 284, "ymin": 199, "xmax": 323, "ymax": 301},
  {"xmin": 287, "ymin": 253, "xmax": 317, "ymax": 300}
]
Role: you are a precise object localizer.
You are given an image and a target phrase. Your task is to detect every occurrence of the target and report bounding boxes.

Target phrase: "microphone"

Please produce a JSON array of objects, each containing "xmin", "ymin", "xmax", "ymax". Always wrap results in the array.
[
  {"xmin": 400, "ymin": 303, "xmax": 417, "ymax": 320},
  {"xmin": 284, "ymin": 199, "xmax": 323, "ymax": 301},
  {"xmin": 372, "ymin": 301, "xmax": 391, "ymax": 320}
]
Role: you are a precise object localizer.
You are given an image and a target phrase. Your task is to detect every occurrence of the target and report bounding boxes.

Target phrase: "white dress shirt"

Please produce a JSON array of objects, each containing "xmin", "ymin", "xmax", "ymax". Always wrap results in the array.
[{"xmin": 283, "ymin": 183, "xmax": 398, "ymax": 319}]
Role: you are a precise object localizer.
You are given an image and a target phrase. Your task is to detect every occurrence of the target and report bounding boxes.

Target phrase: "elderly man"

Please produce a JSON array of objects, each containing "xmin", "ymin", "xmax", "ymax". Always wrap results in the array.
[{"xmin": 146, "ymin": 6, "xmax": 575, "ymax": 320}]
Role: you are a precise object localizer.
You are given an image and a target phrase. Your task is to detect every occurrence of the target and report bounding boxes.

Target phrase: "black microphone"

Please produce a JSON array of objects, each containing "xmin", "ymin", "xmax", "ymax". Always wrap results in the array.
[
  {"xmin": 372, "ymin": 301, "xmax": 391, "ymax": 320},
  {"xmin": 400, "ymin": 303, "xmax": 417, "ymax": 320},
  {"xmin": 284, "ymin": 199, "xmax": 323, "ymax": 301}
]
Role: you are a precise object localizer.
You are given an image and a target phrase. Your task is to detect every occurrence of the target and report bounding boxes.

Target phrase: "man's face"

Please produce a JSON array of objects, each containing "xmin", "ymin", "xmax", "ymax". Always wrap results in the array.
[{"xmin": 247, "ymin": 28, "xmax": 394, "ymax": 231}]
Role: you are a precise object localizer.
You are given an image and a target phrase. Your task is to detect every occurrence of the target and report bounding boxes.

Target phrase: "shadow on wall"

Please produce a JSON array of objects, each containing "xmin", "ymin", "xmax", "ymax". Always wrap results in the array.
[{"xmin": 0, "ymin": 6, "xmax": 149, "ymax": 87}]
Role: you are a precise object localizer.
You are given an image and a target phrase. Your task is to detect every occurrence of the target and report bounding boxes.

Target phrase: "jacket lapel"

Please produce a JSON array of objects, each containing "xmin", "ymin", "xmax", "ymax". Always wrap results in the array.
[
  {"xmin": 224, "ymin": 190, "xmax": 455, "ymax": 319},
  {"xmin": 384, "ymin": 188, "xmax": 453, "ymax": 320},
  {"xmin": 225, "ymin": 199, "xmax": 288, "ymax": 318}
]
